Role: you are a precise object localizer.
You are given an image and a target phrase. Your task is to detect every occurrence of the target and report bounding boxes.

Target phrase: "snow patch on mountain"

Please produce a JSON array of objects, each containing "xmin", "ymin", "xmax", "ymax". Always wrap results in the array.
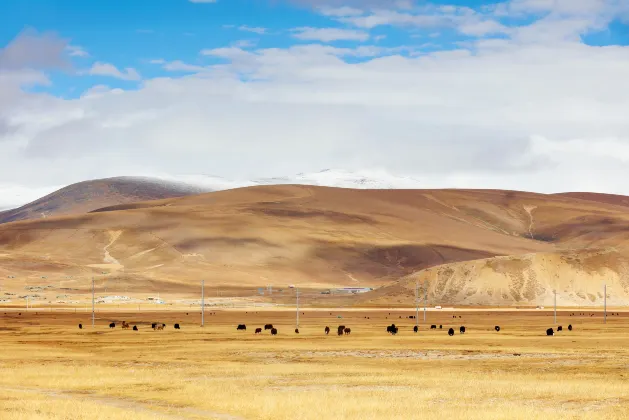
[
  {"xmin": 2, "ymin": 169, "xmax": 423, "ymax": 210},
  {"xmin": 159, "ymin": 169, "xmax": 423, "ymax": 192}
]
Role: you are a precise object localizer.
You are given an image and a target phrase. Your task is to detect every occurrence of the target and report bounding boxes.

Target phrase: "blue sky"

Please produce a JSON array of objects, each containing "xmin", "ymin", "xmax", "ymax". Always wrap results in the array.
[
  {"xmin": 1, "ymin": 0, "xmax": 629, "ymax": 206},
  {"xmin": 4, "ymin": 0, "xmax": 626, "ymax": 98}
]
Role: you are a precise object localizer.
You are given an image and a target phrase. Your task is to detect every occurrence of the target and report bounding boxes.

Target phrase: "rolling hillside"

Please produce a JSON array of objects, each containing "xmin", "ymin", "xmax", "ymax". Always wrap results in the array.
[
  {"xmin": 0, "ymin": 177, "xmax": 208, "ymax": 225},
  {"xmin": 359, "ymin": 248, "xmax": 629, "ymax": 307},
  {"xmin": 1, "ymin": 185, "xmax": 629, "ymax": 304}
]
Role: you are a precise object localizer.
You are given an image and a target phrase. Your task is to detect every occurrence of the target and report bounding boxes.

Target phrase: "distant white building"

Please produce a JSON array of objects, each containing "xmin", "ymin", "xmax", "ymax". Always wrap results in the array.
[
  {"xmin": 147, "ymin": 297, "xmax": 165, "ymax": 304},
  {"xmin": 334, "ymin": 287, "xmax": 373, "ymax": 294}
]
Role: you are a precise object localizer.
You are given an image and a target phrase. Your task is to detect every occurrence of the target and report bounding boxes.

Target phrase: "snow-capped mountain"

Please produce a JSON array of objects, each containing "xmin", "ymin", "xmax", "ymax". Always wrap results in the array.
[
  {"xmin": 1, "ymin": 170, "xmax": 423, "ymax": 216},
  {"xmin": 157, "ymin": 169, "xmax": 423, "ymax": 192},
  {"xmin": 253, "ymin": 169, "xmax": 423, "ymax": 189}
]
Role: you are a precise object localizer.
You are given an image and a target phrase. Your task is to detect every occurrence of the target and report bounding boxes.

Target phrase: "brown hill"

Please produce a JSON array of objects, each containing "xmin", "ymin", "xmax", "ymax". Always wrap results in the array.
[
  {"xmin": 362, "ymin": 248, "xmax": 629, "ymax": 307},
  {"xmin": 1, "ymin": 185, "xmax": 629, "ymax": 303},
  {"xmin": 0, "ymin": 177, "xmax": 206, "ymax": 225},
  {"xmin": 554, "ymin": 192, "xmax": 629, "ymax": 208}
]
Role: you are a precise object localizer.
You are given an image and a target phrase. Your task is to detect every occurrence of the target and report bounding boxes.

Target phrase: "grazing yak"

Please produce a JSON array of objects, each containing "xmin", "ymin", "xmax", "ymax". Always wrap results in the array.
[
  {"xmin": 271, "ymin": 328, "xmax": 278, "ymax": 335},
  {"xmin": 109, "ymin": 322, "xmax": 115, "ymax": 329},
  {"xmin": 430, "ymin": 325, "xmax": 437, "ymax": 329},
  {"xmin": 448, "ymin": 328, "xmax": 455, "ymax": 336},
  {"xmin": 78, "ymin": 324, "xmax": 82, "ymax": 329},
  {"xmin": 546, "ymin": 328, "xmax": 554, "ymax": 336},
  {"xmin": 122, "ymin": 321, "xmax": 130, "ymax": 329},
  {"xmin": 413, "ymin": 325, "xmax": 418, "ymax": 333},
  {"xmin": 344, "ymin": 328, "xmax": 351, "ymax": 335},
  {"xmin": 337, "ymin": 325, "xmax": 346, "ymax": 336},
  {"xmin": 325, "ymin": 326, "xmax": 330, "ymax": 335},
  {"xmin": 439, "ymin": 325, "xmax": 443, "ymax": 329},
  {"xmin": 495, "ymin": 326, "xmax": 500, "ymax": 332},
  {"xmin": 151, "ymin": 323, "xmax": 157, "ymax": 329},
  {"xmin": 264, "ymin": 324, "xmax": 273, "ymax": 330},
  {"xmin": 387, "ymin": 324, "xmax": 398, "ymax": 335},
  {"xmin": 568, "ymin": 324, "xmax": 573, "ymax": 331},
  {"xmin": 174, "ymin": 323, "xmax": 180, "ymax": 329},
  {"xmin": 557, "ymin": 326, "xmax": 563, "ymax": 331},
  {"xmin": 460, "ymin": 326, "xmax": 466, "ymax": 334},
  {"xmin": 237, "ymin": 324, "xmax": 247, "ymax": 331},
  {"xmin": 133, "ymin": 325, "xmax": 138, "ymax": 331},
  {"xmin": 255, "ymin": 328, "xmax": 262, "ymax": 334},
  {"xmin": 295, "ymin": 328, "xmax": 300, "ymax": 334}
]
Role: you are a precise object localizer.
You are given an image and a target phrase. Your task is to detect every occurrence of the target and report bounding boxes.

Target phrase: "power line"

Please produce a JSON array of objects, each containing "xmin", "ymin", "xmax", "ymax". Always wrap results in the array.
[
  {"xmin": 423, "ymin": 280, "xmax": 427, "ymax": 322},
  {"xmin": 553, "ymin": 289, "xmax": 557, "ymax": 324},
  {"xmin": 201, "ymin": 279, "xmax": 205, "ymax": 327},
  {"xmin": 603, "ymin": 283, "xmax": 607, "ymax": 324},
  {"xmin": 296, "ymin": 287, "xmax": 300, "ymax": 329},
  {"xmin": 415, "ymin": 281, "xmax": 419, "ymax": 328},
  {"xmin": 91, "ymin": 277, "xmax": 95, "ymax": 328}
]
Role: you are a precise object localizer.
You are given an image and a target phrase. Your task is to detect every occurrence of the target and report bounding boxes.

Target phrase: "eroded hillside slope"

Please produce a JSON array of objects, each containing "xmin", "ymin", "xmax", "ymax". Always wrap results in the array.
[{"xmin": 1, "ymin": 185, "xmax": 628, "ymax": 300}]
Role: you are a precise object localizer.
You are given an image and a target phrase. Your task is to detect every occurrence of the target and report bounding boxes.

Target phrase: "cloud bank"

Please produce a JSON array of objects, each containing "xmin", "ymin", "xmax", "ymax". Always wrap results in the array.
[{"xmin": 1, "ymin": 0, "xmax": 629, "ymax": 207}]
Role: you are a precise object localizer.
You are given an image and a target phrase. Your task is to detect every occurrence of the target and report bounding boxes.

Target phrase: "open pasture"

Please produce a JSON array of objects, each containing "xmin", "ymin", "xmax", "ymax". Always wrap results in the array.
[{"xmin": 1, "ymin": 309, "xmax": 628, "ymax": 419}]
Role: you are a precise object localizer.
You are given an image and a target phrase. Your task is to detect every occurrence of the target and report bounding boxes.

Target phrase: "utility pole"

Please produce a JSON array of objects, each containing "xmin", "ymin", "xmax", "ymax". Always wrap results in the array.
[
  {"xmin": 296, "ymin": 288, "xmax": 300, "ymax": 328},
  {"xmin": 201, "ymin": 280, "xmax": 205, "ymax": 327},
  {"xmin": 91, "ymin": 277, "xmax": 95, "ymax": 328},
  {"xmin": 553, "ymin": 289, "xmax": 557, "ymax": 324},
  {"xmin": 423, "ymin": 280, "xmax": 427, "ymax": 322},
  {"xmin": 603, "ymin": 283, "xmax": 607, "ymax": 324},
  {"xmin": 415, "ymin": 281, "xmax": 419, "ymax": 327}
]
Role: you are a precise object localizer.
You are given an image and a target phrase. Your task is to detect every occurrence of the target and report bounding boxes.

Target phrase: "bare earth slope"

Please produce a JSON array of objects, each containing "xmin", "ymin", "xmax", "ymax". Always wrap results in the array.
[
  {"xmin": 1, "ymin": 185, "xmax": 629, "ymax": 304},
  {"xmin": 0, "ymin": 177, "xmax": 206, "ymax": 225},
  {"xmin": 554, "ymin": 192, "xmax": 629, "ymax": 208},
  {"xmin": 361, "ymin": 248, "xmax": 629, "ymax": 307}
]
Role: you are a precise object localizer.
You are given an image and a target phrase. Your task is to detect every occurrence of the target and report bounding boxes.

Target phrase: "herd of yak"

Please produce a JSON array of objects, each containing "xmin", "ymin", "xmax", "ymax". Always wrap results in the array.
[
  {"xmin": 73, "ymin": 310, "xmax": 619, "ymax": 334},
  {"xmin": 233, "ymin": 322, "xmax": 575, "ymax": 336},
  {"xmin": 78, "ymin": 322, "xmax": 578, "ymax": 336},
  {"xmin": 77, "ymin": 321, "xmax": 181, "ymax": 331}
]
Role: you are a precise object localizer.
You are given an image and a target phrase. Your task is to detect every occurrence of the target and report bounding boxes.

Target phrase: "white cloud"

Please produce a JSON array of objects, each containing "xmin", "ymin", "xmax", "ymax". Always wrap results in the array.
[
  {"xmin": 238, "ymin": 25, "xmax": 267, "ymax": 34},
  {"xmin": 149, "ymin": 59, "xmax": 166, "ymax": 64},
  {"xmin": 232, "ymin": 39, "xmax": 257, "ymax": 48},
  {"xmin": 0, "ymin": 29, "xmax": 69, "ymax": 71},
  {"xmin": 66, "ymin": 45, "xmax": 89, "ymax": 57},
  {"xmin": 3, "ymin": 4, "xmax": 629, "ymax": 199},
  {"xmin": 292, "ymin": 27, "xmax": 370, "ymax": 42},
  {"xmin": 80, "ymin": 85, "xmax": 124, "ymax": 99},
  {"xmin": 318, "ymin": 6, "xmax": 364, "ymax": 17},
  {"xmin": 341, "ymin": 10, "xmax": 445, "ymax": 29},
  {"xmin": 0, "ymin": 183, "xmax": 62, "ymax": 210},
  {"xmin": 162, "ymin": 60, "xmax": 208, "ymax": 73},
  {"xmin": 87, "ymin": 62, "xmax": 141, "ymax": 81}
]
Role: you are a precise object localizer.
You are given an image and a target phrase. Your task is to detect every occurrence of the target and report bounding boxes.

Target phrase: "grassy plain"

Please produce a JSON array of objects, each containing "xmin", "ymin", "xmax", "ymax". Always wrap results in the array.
[{"xmin": 1, "ymin": 308, "xmax": 628, "ymax": 419}]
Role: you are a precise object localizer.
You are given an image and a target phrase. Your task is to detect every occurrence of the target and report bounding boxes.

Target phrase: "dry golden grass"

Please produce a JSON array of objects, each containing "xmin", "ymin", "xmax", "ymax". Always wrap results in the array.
[{"xmin": 1, "ymin": 308, "xmax": 628, "ymax": 419}]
